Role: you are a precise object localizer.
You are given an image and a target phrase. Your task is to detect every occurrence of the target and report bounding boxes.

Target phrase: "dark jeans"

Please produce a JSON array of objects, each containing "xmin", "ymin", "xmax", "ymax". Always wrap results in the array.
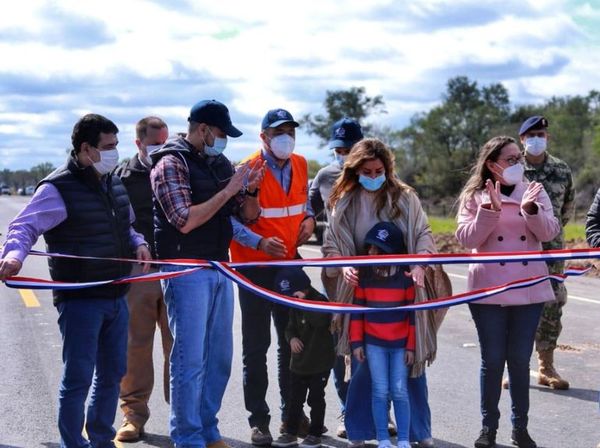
[
  {"xmin": 239, "ymin": 267, "xmax": 291, "ymax": 428},
  {"xmin": 469, "ymin": 302, "xmax": 544, "ymax": 431},
  {"xmin": 288, "ymin": 371, "xmax": 330, "ymax": 437},
  {"xmin": 57, "ymin": 297, "xmax": 128, "ymax": 448}
]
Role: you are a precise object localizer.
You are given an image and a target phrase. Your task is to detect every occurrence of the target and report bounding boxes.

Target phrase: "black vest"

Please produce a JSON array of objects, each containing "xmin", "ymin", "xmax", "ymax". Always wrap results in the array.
[
  {"xmin": 41, "ymin": 156, "xmax": 133, "ymax": 303},
  {"xmin": 114, "ymin": 155, "xmax": 155, "ymax": 255},
  {"xmin": 153, "ymin": 145, "xmax": 235, "ymax": 261}
]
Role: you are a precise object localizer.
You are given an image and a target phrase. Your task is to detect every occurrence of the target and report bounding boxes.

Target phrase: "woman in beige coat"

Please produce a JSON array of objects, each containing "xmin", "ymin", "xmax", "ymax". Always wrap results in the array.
[{"xmin": 323, "ymin": 138, "xmax": 445, "ymax": 448}]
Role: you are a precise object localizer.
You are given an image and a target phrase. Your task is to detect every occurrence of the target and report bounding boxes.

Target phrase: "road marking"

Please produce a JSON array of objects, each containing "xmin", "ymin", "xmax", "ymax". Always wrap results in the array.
[
  {"xmin": 569, "ymin": 294, "xmax": 600, "ymax": 305},
  {"xmin": 19, "ymin": 289, "xmax": 40, "ymax": 307},
  {"xmin": 448, "ymin": 272, "xmax": 468, "ymax": 279}
]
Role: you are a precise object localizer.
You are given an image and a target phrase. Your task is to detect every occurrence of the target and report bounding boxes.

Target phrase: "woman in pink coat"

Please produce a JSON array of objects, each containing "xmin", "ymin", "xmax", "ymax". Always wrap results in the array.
[{"xmin": 456, "ymin": 136, "xmax": 559, "ymax": 448}]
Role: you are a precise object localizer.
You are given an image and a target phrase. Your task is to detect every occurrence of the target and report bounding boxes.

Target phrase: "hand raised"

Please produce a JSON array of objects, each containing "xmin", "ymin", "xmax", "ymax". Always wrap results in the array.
[
  {"xmin": 521, "ymin": 181, "xmax": 543, "ymax": 215},
  {"xmin": 246, "ymin": 160, "xmax": 266, "ymax": 191},
  {"xmin": 485, "ymin": 179, "xmax": 502, "ymax": 212},
  {"xmin": 224, "ymin": 163, "xmax": 249, "ymax": 197}
]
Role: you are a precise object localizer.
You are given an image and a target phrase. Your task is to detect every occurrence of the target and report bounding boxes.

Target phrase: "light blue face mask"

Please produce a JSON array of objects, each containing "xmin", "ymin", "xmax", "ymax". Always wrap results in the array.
[
  {"xmin": 204, "ymin": 128, "xmax": 227, "ymax": 156},
  {"xmin": 358, "ymin": 173, "xmax": 386, "ymax": 191},
  {"xmin": 333, "ymin": 152, "xmax": 347, "ymax": 168}
]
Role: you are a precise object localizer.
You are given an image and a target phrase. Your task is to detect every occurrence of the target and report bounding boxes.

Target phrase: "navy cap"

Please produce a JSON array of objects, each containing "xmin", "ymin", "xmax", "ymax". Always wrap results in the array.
[
  {"xmin": 519, "ymin": 115, "xmax": 549, "ymax": 136},
  {"xmin": 329, "ymin": 118, "xmax": 364, "ymax": 149},
  {"xmin": 274, "ymin": 268, "xmax": 311, "ymax": 295},
  {"xmin": 364, "ymin": 222, "xmax": 407, "ymax": 254},
  {"xmin": 261, "ymin": 108, "xmax": 299, "ymax": 130},
  {"xmin": 188, "ymin": 100, "xmax": 242, "ymax": 138}
]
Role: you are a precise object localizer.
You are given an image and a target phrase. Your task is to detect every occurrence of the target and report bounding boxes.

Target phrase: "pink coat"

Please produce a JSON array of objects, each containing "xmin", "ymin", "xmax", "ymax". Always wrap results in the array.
[{"xmin": 456, "ymin": 181, "xmax": 560, "ymax": 306}]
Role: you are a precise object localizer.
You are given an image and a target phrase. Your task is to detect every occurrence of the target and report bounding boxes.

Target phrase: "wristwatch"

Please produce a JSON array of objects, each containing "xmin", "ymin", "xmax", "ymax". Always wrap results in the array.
[{"xmin": 245, "ymin": 187, "xmax": 259, "ymax": 197}]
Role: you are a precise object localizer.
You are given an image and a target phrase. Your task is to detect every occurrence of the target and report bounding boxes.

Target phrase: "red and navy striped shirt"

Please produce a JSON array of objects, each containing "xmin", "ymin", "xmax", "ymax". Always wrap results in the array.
[{"xmin": 350, "ymin": 268, "xmax": 416, "ymax": 351}]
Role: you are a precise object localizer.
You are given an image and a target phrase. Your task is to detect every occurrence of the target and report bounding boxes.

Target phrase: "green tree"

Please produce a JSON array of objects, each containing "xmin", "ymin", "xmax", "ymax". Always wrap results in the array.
[
  {"xmin": 30, "ymin": 162, "xmax": 55, "ymax": 183},
  {"xmin": 307, "ymin": 160, "xmax": 325, "ymax": 179},
  {"xmin": 301, "ymin": 86, "xmax": 386, "ymax": 146},
  {"xmin": 399, "ymin": 76, "xmax": 511, "ymax": 202}
]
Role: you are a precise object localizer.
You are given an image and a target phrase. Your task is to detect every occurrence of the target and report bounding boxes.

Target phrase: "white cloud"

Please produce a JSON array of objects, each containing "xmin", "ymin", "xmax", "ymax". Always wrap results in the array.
[{"xmin": 0, "ymin": 0, "xmax": 598, "ymax": 169}]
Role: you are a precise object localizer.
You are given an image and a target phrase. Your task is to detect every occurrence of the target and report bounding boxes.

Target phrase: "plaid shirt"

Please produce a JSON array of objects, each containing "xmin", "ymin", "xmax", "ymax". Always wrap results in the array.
[{"xmin": 151, "ymin": 153, "xmax": 246, "ymax": 231}]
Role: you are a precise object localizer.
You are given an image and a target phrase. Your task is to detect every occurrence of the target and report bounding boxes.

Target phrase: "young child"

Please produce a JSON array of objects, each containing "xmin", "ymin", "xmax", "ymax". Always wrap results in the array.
[
  {"xmin": 350, "ymin": 222, "xmax": 415, "ymax": 448},
  {"xmin": 271, "ymin": 267, "xmax": 335, "ymax": 448}
]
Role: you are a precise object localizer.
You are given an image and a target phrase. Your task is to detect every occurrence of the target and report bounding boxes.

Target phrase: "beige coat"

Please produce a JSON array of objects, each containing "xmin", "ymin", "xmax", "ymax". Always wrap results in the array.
[{"xmin": 322, "ymin": 186, "xmax": 447, "ymax": 377}]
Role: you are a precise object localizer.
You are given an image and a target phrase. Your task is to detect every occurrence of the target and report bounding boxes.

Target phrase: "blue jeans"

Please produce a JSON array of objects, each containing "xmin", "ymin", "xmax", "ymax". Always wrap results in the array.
[
  {"xmin": 161, "ymin": 266, "xmax": 234, "ymax": 447},
  {"xmin": 408, "ymin": 373, "xmax": 431, "ymax": 442},
  {"xmin": 365, "ymin": 344, "xmax": 410, "ymax": 442},
  {"xmin": 56, "ymin": 297, "xmax": 128, "ymax": 448},
  {"xmin": 469, "ymin": 303, "xmax": 544, "ymax": 430},
  {"xmin": 238, "ymin": 267, "xmax": 291, "ymax": 428},
  {"xmin": 345, "ymin": 360, "xmax": 431, "ymax": 443}
]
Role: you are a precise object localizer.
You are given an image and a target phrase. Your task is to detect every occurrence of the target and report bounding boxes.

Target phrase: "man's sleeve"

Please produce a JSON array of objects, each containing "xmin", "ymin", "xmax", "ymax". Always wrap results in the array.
[
  {"xmin": 1, "ymin": 183, "xmax": 67, "ymax": 262},
  {"xmin": 150, "ymin": 155, "xmax": 192, "ymax": 231}
]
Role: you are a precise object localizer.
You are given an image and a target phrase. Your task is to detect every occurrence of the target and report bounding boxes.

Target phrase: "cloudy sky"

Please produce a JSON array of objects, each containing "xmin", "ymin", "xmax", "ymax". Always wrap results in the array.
[{"xmin": 1, "ymin": 0, "xmax": 599, "ymax": 170}]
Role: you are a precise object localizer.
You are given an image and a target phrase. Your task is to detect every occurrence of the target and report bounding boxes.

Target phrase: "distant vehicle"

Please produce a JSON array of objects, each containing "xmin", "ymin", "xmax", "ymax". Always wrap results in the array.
[
  {"xmin": 25, "ymin": 185, "xmax": 35, "ymax": 195},
  {"xmin": 1, "ymin": 184, "xmax": 10, "ymax": 195},
  {"xmin": 17, "ymin": 188, "xmax": 25, "ymax": 195}
]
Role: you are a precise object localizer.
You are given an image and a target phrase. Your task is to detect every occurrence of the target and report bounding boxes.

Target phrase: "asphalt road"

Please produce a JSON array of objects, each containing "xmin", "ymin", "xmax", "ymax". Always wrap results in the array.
[{"xmin": 0, "ymin": 195, "xmax": 599, "ymax": 448}]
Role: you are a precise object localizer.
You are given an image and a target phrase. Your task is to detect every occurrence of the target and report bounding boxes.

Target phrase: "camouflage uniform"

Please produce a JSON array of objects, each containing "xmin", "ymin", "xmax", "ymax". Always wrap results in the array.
[{"xmin": 523, "ymin": 153, "xmax": 575, "ymax": 352}]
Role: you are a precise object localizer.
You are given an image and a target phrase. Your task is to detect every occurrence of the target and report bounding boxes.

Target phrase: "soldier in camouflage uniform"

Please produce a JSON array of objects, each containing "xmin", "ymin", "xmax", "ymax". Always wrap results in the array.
[{"xmin": 520, "ymin": 115, "xmax": 575, "ymax": 390}]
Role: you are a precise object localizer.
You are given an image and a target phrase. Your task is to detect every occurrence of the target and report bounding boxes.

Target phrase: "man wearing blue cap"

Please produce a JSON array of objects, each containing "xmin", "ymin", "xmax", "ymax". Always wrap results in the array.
[
  {"xmin": 518, "ymin": 115, "xmax": 575, "ymax": 390},
  {"xmin": 229, "ymin": 108, "xmax": 316, "ymax": 445},
  {"xmin": 151, "ymin": 100, "xmax": 265, "ymax": 448},
  {"xmin": 308, "ymin": 117, "xmax": 363, "ymax": 438}
]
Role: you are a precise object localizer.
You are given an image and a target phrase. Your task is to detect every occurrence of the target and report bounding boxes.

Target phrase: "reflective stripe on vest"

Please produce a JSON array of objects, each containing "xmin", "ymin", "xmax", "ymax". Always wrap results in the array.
[{"xmin": 261, "ymin": 203, "xmax": 307, "ymax": 219}]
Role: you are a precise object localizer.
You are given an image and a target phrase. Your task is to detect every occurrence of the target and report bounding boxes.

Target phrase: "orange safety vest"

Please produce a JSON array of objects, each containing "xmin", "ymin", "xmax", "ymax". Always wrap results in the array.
[{"xmin": 230, "ymin": 150, "xmax": 308, "ymax": 262}]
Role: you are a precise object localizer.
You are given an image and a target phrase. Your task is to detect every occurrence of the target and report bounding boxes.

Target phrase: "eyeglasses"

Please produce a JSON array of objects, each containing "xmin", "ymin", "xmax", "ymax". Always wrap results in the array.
[{"xmin": 498, "ymin": 154, "xmax": 524, "ymax": 166}]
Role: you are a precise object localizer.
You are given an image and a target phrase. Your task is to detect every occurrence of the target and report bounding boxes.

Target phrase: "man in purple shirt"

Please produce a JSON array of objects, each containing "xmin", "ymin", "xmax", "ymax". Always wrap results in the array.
[{"xmin": 0, "ymin": 113, "xmax": 151, "ymax": 448}]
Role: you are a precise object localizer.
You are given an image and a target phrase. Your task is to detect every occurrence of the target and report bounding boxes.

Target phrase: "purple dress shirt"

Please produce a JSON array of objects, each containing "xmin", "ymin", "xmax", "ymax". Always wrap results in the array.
[{"xmin": 1, "ymin": 182, "xmax": 146, "ymax": 263}]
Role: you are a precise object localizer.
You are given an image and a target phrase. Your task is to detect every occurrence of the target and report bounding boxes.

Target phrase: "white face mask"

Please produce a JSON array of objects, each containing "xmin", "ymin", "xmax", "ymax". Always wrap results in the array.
[
  {"xmin": 496, "ymin": 162, "xmax": 524, "ymax": 186},
  {"xmin": 524, "ymin": 137, "xmax": 547, "ymax": 156},
  {"xmin": 141, "ymin": 144, "xmax": 163, "ymax": 167},
  {"xmin": 269, "ymin": 134, "xmax": 295, "ymax": 159},
  {"xmin": 93, "ymin": 148, "xmax": 119, "ymax": 175}
]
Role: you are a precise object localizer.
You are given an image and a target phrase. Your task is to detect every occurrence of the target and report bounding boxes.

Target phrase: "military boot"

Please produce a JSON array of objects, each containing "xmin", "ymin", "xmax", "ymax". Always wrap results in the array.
[{"xmin": 537, "ymin": 348, "xmax": 569, "ymax": 390}]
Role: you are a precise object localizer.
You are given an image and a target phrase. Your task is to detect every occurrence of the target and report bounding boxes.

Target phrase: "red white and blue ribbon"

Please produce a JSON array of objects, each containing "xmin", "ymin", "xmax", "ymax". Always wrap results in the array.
[
  {"xmin": 210, "ymin": 263, "xmax": 590, "ymax": 313},
  {"xmin": 6, "ymin": 267, "xmax": 204, "ymax": 290},
  {"xmin": 3, "ymin": 247, "xmax": 593, "ymax": 313},
  {"xmin": 25, "ymin": 247, "xmax": 600, "ymax": 268}
]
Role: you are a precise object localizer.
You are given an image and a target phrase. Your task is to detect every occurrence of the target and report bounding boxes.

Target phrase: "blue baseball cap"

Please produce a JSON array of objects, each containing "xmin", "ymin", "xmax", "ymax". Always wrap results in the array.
[
  {"xmin": 519, "ymin": 115, "xmax": 548, "ymax": 136},
  {"xmin": 364, "ymin": 222, "xmax": 407, "ymax": 254},
  {"xmin": 329, "ymin": 118, "xmax": 364, "ymax": 149},
  {"xmin": 274, "ymin": 267, "xmax": 311, "ymax": 295},
  {"xmin": 188, "ymin": 100, "xmax": 242, "ymax": 138},
  {"xmin": 261, "ymin": 108, "xmax": 299, "ymax": 130}
]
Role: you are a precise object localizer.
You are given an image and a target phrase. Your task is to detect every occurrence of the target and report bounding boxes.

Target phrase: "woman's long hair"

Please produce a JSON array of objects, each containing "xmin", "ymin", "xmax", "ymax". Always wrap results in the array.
[
  {"xmin": 457, "ymin": 135, "xmax": 517, "ymax": 211},
  {"xmin": 328, "ymin": 138, "xmax": 411, "ymax": 220}
]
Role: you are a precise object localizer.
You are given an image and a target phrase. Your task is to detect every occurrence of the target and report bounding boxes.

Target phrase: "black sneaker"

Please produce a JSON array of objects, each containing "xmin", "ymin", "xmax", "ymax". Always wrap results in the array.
[
  {"xmin": 474, "ymin": 426, "xmax": 496, "ymax": 448},
  {"xmin": 251, "ymin": 426, "xmax": 273, "ymax": 446},
  {"xmin": 272, "ymin": 433, "xmax": 298, "ymax": 448},
  {"xmin": 511, "ymin": 428, "xmax": 537, "ymax": 448}
]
